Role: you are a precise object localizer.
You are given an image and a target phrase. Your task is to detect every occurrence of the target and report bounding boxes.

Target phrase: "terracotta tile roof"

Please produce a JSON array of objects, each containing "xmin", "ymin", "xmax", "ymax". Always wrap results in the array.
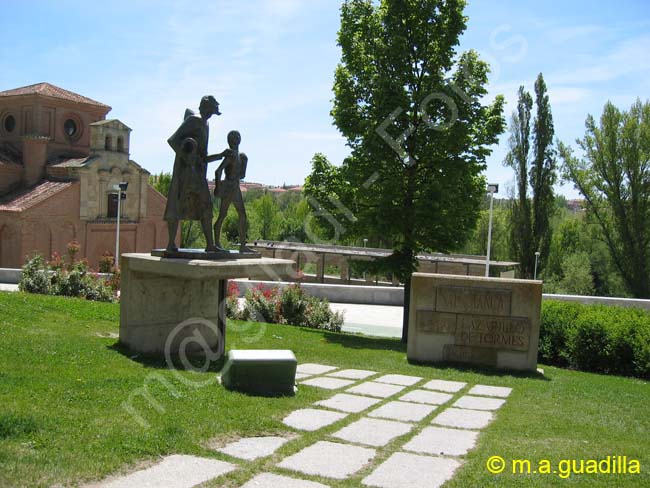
[
  {"xmin": 0, "ymin": 82, "xmax": 110, "ymax": 108},
  {"xmin": 0, "ymin": 180, "xmax": 74, "ymax": 212}
]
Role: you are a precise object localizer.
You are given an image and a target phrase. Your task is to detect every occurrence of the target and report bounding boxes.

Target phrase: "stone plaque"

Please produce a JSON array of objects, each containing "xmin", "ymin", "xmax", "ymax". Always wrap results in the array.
[
  {"xmin": 408, "ymin": 273, "xmax": 542, "ymax": 371},
  {"xmin": 442, "ymin": 345, "xmax": 497, "ymax": 367},
  {"xmin": 436, "ymin": 286, "xmax": 511, "ymax": 317},
  {"xmin": 454, "ymin": 315, "xmax": 530, "ymax": 351},
  {"xmin": 416, "ymin": 310, "xmax": 457, "ymax": 334}
]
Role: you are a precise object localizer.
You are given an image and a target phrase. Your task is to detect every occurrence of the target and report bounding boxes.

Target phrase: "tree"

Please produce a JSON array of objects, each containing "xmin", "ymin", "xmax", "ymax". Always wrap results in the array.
[
  {"xmin": 251, "ymin": 193, "xmax": 280, "ymax": 240},
  {"xmin": 504, "ymin": 73, "xmax": 556, "ymax": 278},
  {"xmin": 149, "ymin": 172, "xmax": 172, "ymax": 197},
  {"xmin": 304, "ymin": 0, "xmax": 505, "ymax": 341},
  {"xmin": 560, "ymin": 99, "xmax": 650, "ymax": 298}
]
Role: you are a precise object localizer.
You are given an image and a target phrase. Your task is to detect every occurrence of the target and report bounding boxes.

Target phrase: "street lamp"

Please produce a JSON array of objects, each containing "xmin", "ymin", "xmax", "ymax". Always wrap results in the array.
[
  {"xmin": 113, "ymin": 182, "xmax": 128, "ymax": 268},
  {"xmin": 485, "ymin": 183, "xmax": 499, "ymax": 277},
  {"xmin": 534, "ymin": 251, "xmax": 541, "ymax": 280},
  {"xmin": 363, "ymin": 238, "xmax": 368, "ymax": 248}
]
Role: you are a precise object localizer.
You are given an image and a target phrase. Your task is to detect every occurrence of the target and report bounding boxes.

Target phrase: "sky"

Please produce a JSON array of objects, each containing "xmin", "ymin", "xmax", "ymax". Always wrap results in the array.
[{"xmin": 1, "ymin": 0, "xmax": 649, "ymax": 198}]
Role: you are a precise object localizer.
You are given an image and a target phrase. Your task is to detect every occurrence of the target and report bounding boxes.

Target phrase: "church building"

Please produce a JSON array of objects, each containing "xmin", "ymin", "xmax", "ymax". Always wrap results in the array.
[{"xmin": 0, "ymin": 82, "xmax": 169, "ymax": 268}]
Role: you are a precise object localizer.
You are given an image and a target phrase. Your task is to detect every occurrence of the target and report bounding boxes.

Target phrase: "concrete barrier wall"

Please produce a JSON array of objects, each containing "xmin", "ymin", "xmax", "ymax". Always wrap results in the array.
[
  {"xmin": 233, "ymin": 279, "xmax": 405, "ymax": 306},
  {"xmin": 0, "ymin": 268, "xmax": 22, "ymax": 284},
  {"xmin": 0, "ymin": 269, "xmax": 113, "ymax": 284},
  {"xmin": 233, "ymin": 278, "xmax": 650, "ymax": 310},
  {"xmin": 2, "ymin": 266, "xmax": 650, "ymax": 310}
]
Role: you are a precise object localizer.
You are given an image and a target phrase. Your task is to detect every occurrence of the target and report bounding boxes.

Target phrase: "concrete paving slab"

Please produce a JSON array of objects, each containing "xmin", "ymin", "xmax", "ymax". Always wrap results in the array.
[
  {"xmin": 300, "ymin": 377, "xmax": 356, "ymax": 390},
  {"xmin": 468, "ymin": 385, "xmax": 512, "ymax": 398},
  {"xmin": 331, "ymin": 417, "xmax": 413, "ymax": 447},
  {"xmin": 403, "ymin": 426, "xmax": 478, "ymax": 456},
  {"xmin": 453, "ymin": 395, "xmax": 506, "ymax": 411},
  {"xmin": 346, "ymin": 381, "xmax": 406, "ymax": 398},
  {"xmin": 296, "ymin": 363, "xmax": 338, "ymax": 375},
  {"xmin": 326, "ymin": 369, "xmax": 377, "ymax": 380},
  {"xmin": 372, "ymin": 374, "xmax": 422, "ymax": 386},
  {"xmin": 367, "ymin": 400, "xmax": 437, "ymax": 423},
  {"xmin": 315, "ymin": 393, "xmax": 382, "ymax": 413},
  {"xmin": 399, "ymin": 389, "xmax": 453, "ymax": 406},
  {"xmin": 295, "ymin": 372, "xmax": 312, "ymax": 380},
  {"xmin": 283, "ymin": 409, "xmax": 348, "ymax": 432},
  {"xmin": 362, "ymin": 452, "xmax": 462, "ymax": 488},
  {"xmin": 373, "ymin": 374, "xmax": 422, "ymax": 386},
  {"xmin": 98, "ymin": 454, "xmax": 236, "ymax": 488},
  {"xmin": 421, "ymin": 379, "xmax": 467, "ymax": 393},
  {"xmin": 241, "ymin": 473, "xmax": 329, "ymax": 488},
  {"xmin": 277, "ymin": 440, "xmax": 376, "ymax": 480},
  {"xmin": 431, "ymin": 407, "xmax": 494, "ymax": 430},
  {"xmin": 216, "ymin": 436, "xmax": 292, "ymax": 461}
]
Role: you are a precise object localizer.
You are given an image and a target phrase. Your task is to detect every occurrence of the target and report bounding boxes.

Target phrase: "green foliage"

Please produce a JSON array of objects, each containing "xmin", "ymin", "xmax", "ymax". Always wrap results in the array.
[
  {"xmin": 236, "ymin": 283, "xmax": 343, "ymax": 332},
  {"xmin": 149, "ymin": 172, "xmax": 172, "ymax": 197},
  {"xmin": 504, "ymin": 74, "xmax": 556, "ymax": 278},
  {"xmin": 18, "ymin": 254, "xmax": 51, "ymax": 294},
  {"xmin": 456, "ymin": 197, "xmax": 511, "ymax": 262},
  {"xmin": 306, "ymin": 0, "xmax": 505, "ymax": 340},
  {"xmin": 19, "ymin": 253, "xmax": 115, "ymax": 303},
  {"xmin": 250, "ymin": 193, "xmax": 281, "ymax": 240},
  {"xmin": 540, "ymin": 300, "xmax": 650, "ymax": 378},
  {"xmin": 560, "ymin": 99, "xmax": 650, "ymax": 298},
  {"xmin": 544, "ymin": 215, "xmax": 628, "ymax": 297}
]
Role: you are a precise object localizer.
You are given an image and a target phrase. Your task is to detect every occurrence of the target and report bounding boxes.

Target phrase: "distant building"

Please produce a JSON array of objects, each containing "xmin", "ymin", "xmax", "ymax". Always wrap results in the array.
[
  {"xmin": 566, "ymin": 199, "xmax": 585, "ymax": 213},
  {"xmin": 0, "ymin": 82, "xmax": 168, "ymax": 268}
]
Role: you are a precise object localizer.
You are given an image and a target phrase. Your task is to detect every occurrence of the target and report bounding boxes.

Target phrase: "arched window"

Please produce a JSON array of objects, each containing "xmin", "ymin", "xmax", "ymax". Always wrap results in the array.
[
  {"xmin": 105, "ymin": 134, "xmax": 112, "ymax": 151},
  {"xmin": 117, "ymin": 136, "xmax": 124, "ymax": 153}
]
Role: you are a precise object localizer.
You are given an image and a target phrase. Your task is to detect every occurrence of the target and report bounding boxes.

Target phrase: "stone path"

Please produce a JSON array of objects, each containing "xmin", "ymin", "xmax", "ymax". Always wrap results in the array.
[{"xmin": 89, "ymin": 363, "xmax": 512, "ymax": 488}]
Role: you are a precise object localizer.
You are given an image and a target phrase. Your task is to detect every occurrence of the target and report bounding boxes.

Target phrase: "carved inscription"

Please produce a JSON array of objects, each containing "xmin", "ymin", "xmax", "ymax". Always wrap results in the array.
[
  {"xmin": 416, "ymin": 310, "xmax": 457, "ymax": 334},
  {"xmin": 455, "ymin": 315, "xmax": 530, "ymax": 351},
  {"xmin": 443, "ymin": 345, "xmax": 497, "ymax": 367},
  {"xmin": 436, "ymin": 286, "xmax": 511, "ymax": 317}
]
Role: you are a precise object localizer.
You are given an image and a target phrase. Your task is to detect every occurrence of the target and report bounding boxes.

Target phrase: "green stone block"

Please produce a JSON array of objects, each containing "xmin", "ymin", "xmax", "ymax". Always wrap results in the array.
[{"xmin": 221, "ymin": 350, "xmax": 297, "ymax": 396}]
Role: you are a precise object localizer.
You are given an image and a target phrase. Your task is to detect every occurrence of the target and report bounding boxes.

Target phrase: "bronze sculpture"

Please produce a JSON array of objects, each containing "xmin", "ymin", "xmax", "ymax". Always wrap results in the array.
[
  {"xmin": 157, "ymin": 96, "xmax": 259, "ymax": 260},
  {"xmin": 213, "ymin": 130, "xmax": 254, "ymax": 253}
]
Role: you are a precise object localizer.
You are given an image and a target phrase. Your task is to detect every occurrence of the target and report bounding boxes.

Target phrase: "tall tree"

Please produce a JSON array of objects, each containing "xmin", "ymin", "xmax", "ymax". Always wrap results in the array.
[
  {"xmin": 559, "ymin": 99, "xmax": 650, "ymax": 298},
  {"xmin": 305, "ymin": 0, "xmax": 505, "ymax": 341},
  {"xmin": 531, "ymin": 74, "xmax": 556, "ymax": 271},
  {"xmin": 504, "ymin": 73, "xmax": 556, "ymax": 278}
]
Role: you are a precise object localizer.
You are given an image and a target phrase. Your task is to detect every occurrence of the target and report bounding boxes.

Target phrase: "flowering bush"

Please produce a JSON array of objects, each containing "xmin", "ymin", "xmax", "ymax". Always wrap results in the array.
[
  {"xmin": 19, "ymin": 244, "xmax": 116, "ymax": 303},
  {"xmin": 233, "ymin": 283, "xmax": 343, "ymax": 332}
]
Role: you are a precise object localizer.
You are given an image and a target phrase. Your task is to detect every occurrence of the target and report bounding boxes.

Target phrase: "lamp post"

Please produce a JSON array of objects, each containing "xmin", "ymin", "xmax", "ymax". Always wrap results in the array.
[
  {"xmin": 534, "ymin": 251, "xmax": 541, "ymax": 280},
  {"xmin": 113, "ymin": 182, "xmax": 128, "ymax": 268},
  {"xmin": 363, "ymin": 238, "xmax": 368, "ymax": 248},
  {"xmin": 485, "ymin": 183, "xmax": 499, "ymax": 277}
]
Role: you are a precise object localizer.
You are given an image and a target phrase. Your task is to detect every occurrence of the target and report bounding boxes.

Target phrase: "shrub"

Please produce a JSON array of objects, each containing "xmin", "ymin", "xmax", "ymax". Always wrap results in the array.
[
  {"xmin": 225, "ymin": 281, "xmax": 242, "ymax": 320},
  {"xmin": 19, "ymin": 249, "xmax": 116, "ymax": 303},
  {"xmin": 19, "ymin": 254, "xmax": 51, "ymax": 295},
  {"xmin": 540, "ymin": 300, "xmax": 650, "ymax": 379},
  {"xmin": 237, "ymin": 283, "xmax": 343, "ymax": 332}
]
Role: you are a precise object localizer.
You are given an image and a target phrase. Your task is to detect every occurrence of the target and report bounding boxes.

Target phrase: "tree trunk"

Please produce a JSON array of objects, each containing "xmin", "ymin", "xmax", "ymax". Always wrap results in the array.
[{"xmin": 402, "ymin": 273, "xmax": 411, "ymax": 343}]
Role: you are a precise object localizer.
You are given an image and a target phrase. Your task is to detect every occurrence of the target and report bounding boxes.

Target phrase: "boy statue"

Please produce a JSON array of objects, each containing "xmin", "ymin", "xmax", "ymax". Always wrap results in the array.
[{"xmin": 213, "ymin": 130, "xmax": 253, "ymax": 253}]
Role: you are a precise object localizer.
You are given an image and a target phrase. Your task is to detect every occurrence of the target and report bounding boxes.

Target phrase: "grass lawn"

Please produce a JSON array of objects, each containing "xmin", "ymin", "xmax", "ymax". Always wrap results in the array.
[{"xmin": 0, "ymin": 291, "xmax": 648, "ymax": 487}]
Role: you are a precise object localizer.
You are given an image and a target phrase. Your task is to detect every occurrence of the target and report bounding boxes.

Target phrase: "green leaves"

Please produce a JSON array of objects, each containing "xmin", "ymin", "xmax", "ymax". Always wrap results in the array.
[{"xmin": 560, "ymin": 99, "xmax": 650, "ymax": 298}]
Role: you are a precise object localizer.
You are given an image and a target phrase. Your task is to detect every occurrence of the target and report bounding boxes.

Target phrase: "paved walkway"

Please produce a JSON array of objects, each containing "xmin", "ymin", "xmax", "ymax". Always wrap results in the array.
[
  {"xmin": 90, "ymin": 362, "xmax": 512, "ymax": 487},
  {"xmin": 331, "ymin": 303, "xmax": 403, "ymax": 338}
]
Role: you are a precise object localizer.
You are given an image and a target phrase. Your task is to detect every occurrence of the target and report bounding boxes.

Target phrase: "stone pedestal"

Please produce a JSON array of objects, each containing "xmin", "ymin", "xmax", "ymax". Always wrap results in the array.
[
  {"xmin": 407, "ymin": 273, "xmax": 542, "ymax": 371},
  {"xmin": 119, "ymin": 253, "xmax": 294, "ymax": 356}
]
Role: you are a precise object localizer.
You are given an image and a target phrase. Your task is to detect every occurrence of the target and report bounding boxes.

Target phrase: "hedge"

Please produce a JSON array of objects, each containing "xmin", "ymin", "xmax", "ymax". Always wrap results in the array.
[{"xmin": 540, "ymin": 300, "xmax": 650, "ymax": 379}]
